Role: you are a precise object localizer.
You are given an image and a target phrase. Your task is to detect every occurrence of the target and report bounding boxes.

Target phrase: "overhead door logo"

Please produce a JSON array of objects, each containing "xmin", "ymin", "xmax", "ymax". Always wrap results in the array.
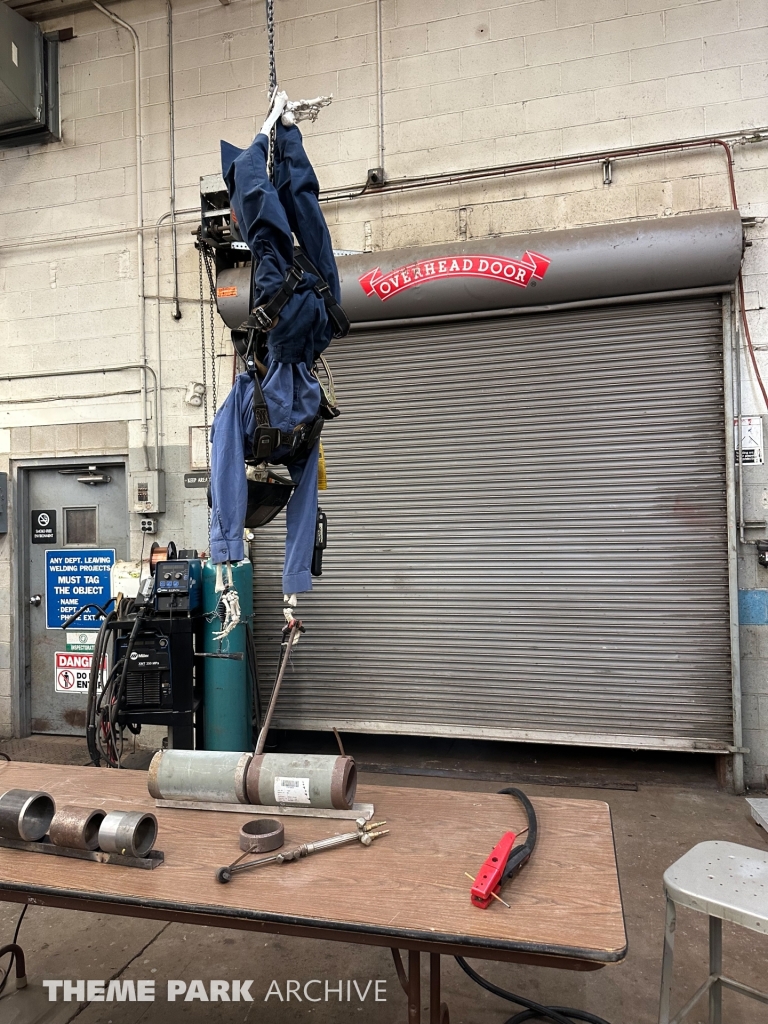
[{"xmin": 359, "ymin": 251, "xmax": 551, "ymax": 302}]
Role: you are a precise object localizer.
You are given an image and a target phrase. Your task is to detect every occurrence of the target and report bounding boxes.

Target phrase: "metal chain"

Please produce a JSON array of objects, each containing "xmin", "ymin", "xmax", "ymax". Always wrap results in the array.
[
  {"xmin": 266, "ymin": 0, "xmax": 276, "ymax": 93},
  {"xmin": 198, "ymin": 238, "xmax": 213, "ymax": 539},
  {"xmin": 203, "ymin": 248, "xmax": 219, "ymax": 416},
  {"xmin": 265, "ymin": 0, "xmax": 277, "ymax": 181},
  {"xmin": 198, "ymin": 240, "xmax": 210, "ymax": 471}
]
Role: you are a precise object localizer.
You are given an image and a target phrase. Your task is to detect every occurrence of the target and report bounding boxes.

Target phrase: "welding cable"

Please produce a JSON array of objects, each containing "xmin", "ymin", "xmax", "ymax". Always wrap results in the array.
[
  {"xmin": 0, "ymin": 905, "xmax": 27, "ymax": 997},
  {"xmin": 456, "ymin": 787, "xmax": 612, "ymax": 1024},
  {"xmin": 86, "ymin": 607, "xmax": 118, "ymax": 766},
  {"xmin": 455, "ymin": 957, "xmax": 614, "ymax": 1024}
]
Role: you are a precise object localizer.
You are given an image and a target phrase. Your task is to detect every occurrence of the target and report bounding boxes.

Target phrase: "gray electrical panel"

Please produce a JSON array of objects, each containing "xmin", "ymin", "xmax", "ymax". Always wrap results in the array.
[{"xmin": 0, "ymin": 4, "xmax": 60, "ymax": 146}]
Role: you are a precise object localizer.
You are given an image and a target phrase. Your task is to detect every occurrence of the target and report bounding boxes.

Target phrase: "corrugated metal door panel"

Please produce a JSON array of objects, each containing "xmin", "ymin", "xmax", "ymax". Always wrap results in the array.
[{"xmin": 251, "ymin": 297, "xmax": 733, "ymax": 747}]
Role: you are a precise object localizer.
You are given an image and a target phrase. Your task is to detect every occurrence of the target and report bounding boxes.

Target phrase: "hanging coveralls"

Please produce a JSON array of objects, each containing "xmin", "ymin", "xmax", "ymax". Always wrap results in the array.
[{"xmin": 209, "ymin": 121, "xmax": 341, "ymax": 595}]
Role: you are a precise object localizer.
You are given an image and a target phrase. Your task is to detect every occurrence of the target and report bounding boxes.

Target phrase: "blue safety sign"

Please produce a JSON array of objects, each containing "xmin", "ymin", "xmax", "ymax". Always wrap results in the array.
[{"xmin": 45, "ymin": 549, "xmax": 115, "ymax": 629}]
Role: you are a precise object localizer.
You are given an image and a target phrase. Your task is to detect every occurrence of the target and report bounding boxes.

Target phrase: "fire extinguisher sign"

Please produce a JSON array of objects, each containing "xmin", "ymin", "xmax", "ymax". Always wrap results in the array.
[{"xmin": 54, "ymin": 652, "xmax": 107, "ymax": 694}]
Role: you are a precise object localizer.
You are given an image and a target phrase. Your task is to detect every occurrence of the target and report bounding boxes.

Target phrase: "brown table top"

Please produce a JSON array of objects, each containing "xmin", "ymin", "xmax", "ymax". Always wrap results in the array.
[{"xmin": 0, "ymin": 761, "xmax": 626, "ymax": 966}]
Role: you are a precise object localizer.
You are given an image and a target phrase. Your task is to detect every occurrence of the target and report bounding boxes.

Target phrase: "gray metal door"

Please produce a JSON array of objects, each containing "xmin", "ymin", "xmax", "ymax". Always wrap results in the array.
[
  {"xmin": 26, "ymin": 463, "xmax": 127, "ymax": 735},
  {"xmin": 252, "ymin": 297, "xmax": 733, "ymax": 749}
]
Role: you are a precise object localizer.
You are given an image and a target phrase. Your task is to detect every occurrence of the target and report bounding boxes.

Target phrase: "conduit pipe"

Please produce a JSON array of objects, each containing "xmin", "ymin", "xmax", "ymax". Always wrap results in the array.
[
  {"xmin": 0, "ymin": 364, "xmax": 160, "ymax": 471},
  {"xmin": 166, "ymin": 0, "xmax": 181, "ymax": 322},
  {"xmin": 317, "ymin": 127, "xmax": 766, "ymax": 204},
  {"xmin": 375, "ymin": 0, "xmax": 384, "ymax": 175},
  {"xmin": 92, "ymin": 2, "xmax": 150, "ymax": 468}
]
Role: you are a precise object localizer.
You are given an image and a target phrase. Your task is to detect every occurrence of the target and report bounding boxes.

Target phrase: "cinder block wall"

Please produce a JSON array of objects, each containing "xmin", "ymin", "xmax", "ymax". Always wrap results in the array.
[{"xmin": 0, "ymin": 0, "xmax": 766, "ymax": 780}]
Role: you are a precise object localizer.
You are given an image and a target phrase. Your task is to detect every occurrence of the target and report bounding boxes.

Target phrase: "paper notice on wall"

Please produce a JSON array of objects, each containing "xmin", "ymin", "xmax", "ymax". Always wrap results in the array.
[
  {"xmin": 273, "ymin": 776, "xmax": 311, "ymax": 805},
  {"xmin": 54, "ymin": 652, "xmax": 107, "ymax": 694},
  {"xmin": 735, "ymin": 416, "xmax": 764, "ymax": 465}
]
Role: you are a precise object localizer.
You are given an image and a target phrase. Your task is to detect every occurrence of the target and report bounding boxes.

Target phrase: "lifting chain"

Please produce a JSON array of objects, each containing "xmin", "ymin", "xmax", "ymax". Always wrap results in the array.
[
  {"xmin": 198, "ymin": 237, "xmax": 219, "ymax": 540},
  {"xmin": 265, "ymin": 0, "xmax": 277, "ymax": 181}
]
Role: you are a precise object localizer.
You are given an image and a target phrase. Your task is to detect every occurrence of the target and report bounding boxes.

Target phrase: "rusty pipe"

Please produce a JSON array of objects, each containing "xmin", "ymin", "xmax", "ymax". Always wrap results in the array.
[{"xmin": 49, "ymin": 806, "xmax": 106, "ymax": 851}]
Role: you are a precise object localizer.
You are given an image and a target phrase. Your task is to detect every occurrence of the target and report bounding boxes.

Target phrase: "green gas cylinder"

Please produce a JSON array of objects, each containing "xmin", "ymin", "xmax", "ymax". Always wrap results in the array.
[{"xmin": 201, "ymin": 559, "xmax": 254, "ymax": 751}]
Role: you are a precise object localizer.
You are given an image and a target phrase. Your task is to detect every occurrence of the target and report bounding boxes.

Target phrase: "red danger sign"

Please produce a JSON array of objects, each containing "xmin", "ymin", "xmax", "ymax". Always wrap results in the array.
[{"xmin": 54, "ymin": 652, "xmax": 107, "ymax": 694}]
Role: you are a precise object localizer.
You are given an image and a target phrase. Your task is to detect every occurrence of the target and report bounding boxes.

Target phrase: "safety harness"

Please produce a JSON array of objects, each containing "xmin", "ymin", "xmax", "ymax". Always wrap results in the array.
[{"xmin": 232, "ymin": 247, "xmax": 348, "ymax": 528}]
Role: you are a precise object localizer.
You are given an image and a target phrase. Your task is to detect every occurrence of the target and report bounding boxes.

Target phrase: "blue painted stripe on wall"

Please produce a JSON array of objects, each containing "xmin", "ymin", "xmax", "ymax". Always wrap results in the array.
[{"xmin": 739, "ymin": 590, "xmax": 768, "ymax": 625}]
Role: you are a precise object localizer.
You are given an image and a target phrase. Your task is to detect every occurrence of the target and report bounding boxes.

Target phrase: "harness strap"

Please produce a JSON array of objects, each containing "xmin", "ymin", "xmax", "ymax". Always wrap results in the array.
[
  {"xmin": 250, "ymin": 261, "xmax": 304, "ymax": 329},
  {"xmin": 294, "ymin": 249, "xmax": 350, "ymax": 339}
]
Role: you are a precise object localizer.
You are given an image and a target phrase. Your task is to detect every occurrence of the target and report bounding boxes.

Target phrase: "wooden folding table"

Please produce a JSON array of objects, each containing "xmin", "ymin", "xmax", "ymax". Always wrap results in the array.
[{"xmin": 0, "ymin": 761, "xmax": 626, "ymax": 1022}]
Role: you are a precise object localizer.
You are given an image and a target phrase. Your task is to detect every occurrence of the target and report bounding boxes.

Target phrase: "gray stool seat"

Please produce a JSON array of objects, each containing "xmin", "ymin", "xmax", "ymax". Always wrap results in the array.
[{"xmin": 659, "ymin": 841, "xmax": 768, "ymax": 1024}]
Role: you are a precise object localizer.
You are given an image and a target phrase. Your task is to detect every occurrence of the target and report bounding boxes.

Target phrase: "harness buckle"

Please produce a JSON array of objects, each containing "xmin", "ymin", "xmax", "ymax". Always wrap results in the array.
[{"xmin": 251, "ymin": 306, "xmax": 274, "ymax": 330}]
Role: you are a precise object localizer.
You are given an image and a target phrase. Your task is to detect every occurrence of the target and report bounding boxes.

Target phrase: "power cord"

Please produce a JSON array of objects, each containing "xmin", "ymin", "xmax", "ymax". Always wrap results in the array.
[
  {"xmin": 455, "ymin": 956, "xmax": 614, "ymax": 1024},
  {"xmin": 0, "ymin": 904, "xmax": 28, "ymax": 997}
]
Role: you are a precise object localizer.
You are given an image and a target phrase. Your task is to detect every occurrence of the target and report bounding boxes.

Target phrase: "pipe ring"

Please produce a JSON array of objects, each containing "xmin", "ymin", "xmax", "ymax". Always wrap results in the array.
[
  {"xmin": 0, "ymin": 789, "xmax": 56, "ymax": 842},
  {"xmin": 239, "ymin": 818, "xmax": 284, "ymax": 853},
  {"xmin": 98, "ymin": 811, "xmax": 158, "ymax": 858},
  {"xmin": 49, "ymin": 806, "xmax": 106, "ymax": 851}
]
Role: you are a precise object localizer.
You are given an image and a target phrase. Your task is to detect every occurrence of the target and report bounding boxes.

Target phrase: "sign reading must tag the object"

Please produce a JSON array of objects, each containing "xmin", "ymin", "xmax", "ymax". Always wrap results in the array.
[
  {"xmin": 31, "ymin": 509, "xmax": 56, "ymax": 544},
  {"xmin": 45, "ymin": 549, "xmax": 115, "ymax": 629},
  {"xmin": 274, "ymin": 776, "xmax": 311, "ymax": 805}
]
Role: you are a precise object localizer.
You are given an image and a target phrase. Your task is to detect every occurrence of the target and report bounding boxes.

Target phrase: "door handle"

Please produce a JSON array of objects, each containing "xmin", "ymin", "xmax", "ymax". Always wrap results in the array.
[{"xmin": 29, "ymin": 595, "xmax": 42, "ymax": 607}]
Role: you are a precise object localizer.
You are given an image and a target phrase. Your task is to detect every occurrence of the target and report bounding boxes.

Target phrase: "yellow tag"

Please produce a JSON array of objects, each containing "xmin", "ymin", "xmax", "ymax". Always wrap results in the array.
[{"xmin": 317, "ymin": 442, "xmax": 327, "ymax": 491}]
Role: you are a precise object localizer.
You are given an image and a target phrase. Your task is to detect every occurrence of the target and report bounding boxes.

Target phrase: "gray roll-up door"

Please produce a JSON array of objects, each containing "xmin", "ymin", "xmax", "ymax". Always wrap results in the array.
[{"xmin": 251, "ymin": 296, "xmax": 733, "ymax": 750}]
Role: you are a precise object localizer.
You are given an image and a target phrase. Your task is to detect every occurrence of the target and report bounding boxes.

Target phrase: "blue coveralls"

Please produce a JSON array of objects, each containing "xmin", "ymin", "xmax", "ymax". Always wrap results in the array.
[{"xmin": 209, "ymin": 122, "xmax": 340, "ymax": 594}]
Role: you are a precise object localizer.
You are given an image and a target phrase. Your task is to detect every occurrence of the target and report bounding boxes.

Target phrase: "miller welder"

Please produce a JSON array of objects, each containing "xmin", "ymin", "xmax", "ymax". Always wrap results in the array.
[{"xmin": 63, "ymin": 545, "xmax": 231, "ymax": 767}]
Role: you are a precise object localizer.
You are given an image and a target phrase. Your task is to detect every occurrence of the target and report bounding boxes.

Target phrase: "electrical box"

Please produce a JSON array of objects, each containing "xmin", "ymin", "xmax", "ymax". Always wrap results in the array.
[
  {"xmin": 0, "ymin": 4, "xmax": 60, "ymax": 147},
  {"xmin": 129, "ymin": 470, "xmax": 165, "ymax": 515}
]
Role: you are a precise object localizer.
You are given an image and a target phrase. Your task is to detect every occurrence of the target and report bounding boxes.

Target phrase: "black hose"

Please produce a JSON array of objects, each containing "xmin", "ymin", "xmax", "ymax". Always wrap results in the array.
[
  {"xmin": 455, "ymin": 957, "xmax": 614, "ymax": 1024},
  {"xmin": 86, "ymin": 609, "xmax": 116, "ymax": 766},
  {"xmin": 498, "ymin": 787, "xmax": 537, "ymax": 884},
  {"xmin": 0, "ymin": 905, "xmax": 27, "ymax": 997}
]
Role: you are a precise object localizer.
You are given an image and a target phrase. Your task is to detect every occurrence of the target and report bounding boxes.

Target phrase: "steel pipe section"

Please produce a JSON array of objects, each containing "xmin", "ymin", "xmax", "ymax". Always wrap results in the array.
[
  {"xmin": 0, "ymin": 789, "xmax": 55, "ymax": 841},
  {"xmin": 49, "ymin": 805, "xmax": 106, "ymax": 851},
  {"xmin": 246, "ymin": 754, "xmax": 357, "ymax": 810},
  {"xmin": 148, "ymin": 750, "xmax": 252, "ymax": 804},
  {"xmin": 239, "ymin": 818, "xmax": 284, "ymax": 853},
  {"xmin": 98, "ymin": 810, "xmax": 157, "ymax": 858}
]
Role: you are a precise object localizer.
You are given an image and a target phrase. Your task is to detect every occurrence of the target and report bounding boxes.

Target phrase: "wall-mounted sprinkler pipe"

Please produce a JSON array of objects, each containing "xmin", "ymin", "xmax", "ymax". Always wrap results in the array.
[{"xmin": 92, "ymin": 2, "xmax": 149, "ymax": 469}]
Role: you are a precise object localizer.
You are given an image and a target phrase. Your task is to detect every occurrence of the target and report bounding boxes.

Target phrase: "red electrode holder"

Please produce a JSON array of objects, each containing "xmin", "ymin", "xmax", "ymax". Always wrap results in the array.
[{"xmin": 470, "ymin": 831, "xmax": 517, "ymax": 909}]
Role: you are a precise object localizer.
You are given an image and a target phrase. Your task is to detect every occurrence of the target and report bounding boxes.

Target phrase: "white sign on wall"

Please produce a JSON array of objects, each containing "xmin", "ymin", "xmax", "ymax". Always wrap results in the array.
[
  {"xmin": 54, "ymin": 652, "xmax": 107, "ymax": 694},
  {"xmin": 735, "ymin": 416, "xmax": 764, "ymax": 465}
]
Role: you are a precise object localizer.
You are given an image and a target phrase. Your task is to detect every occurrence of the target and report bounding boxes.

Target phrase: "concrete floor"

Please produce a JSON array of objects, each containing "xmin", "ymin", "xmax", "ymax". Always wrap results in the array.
[{"xmin": 0, "ymin": 734, "xmax": 766, "ymax": 1024}]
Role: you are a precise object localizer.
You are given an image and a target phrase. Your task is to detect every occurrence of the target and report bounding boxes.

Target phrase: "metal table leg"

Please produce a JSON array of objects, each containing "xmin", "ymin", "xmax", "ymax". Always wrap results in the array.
[
  {"xmin": 709, "ymin": 916, "xmax": 722, "ymax": 1024},
  {"xmin": 430, "ymin": 953, "xmax": 450, "ymax": 1024},
  {"xmin": 391, "ymin": 949, "xmax": 450, "ymax": 1024},
  {"xmin": 658, "ymin": 896, "xmax": 676, "ymax": 1024}
]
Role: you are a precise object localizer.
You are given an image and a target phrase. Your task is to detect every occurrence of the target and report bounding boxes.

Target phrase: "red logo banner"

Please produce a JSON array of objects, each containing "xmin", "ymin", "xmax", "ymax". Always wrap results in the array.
[{"xmin": 359, "ymin": 251, "xmax": 551, "ymax": 302}]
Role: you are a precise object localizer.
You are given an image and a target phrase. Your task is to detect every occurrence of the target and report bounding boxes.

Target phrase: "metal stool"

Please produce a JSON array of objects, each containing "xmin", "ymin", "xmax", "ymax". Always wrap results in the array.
[{"xmin": 659, "ymin": 840, "xmax": 768, "ymax": 1024}]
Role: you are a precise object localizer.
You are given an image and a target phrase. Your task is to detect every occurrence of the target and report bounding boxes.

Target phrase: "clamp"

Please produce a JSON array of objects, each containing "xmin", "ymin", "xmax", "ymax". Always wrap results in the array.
[{"xmin": 469, "ymin": 787, "xmax": 538, "ymax": 910}]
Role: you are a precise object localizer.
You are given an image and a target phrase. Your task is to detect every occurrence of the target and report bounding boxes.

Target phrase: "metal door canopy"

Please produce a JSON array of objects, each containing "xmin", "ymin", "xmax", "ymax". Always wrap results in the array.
[{"xmin": 216, "ymin": 210, "xmax": 743, "ymax": 329}]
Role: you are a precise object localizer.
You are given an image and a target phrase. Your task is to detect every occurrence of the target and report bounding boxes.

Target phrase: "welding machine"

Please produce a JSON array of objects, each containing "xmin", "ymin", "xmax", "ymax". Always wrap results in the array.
[{"xmin": 63, "ymin": 543, "xmax": 259, "ymax": 767}]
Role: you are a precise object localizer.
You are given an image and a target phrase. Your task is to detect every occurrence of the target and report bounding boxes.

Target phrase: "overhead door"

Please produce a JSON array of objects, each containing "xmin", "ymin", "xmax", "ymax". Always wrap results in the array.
[{"xmin": 251, "ymin": 296, "xmax": 733, "ymax": 749}]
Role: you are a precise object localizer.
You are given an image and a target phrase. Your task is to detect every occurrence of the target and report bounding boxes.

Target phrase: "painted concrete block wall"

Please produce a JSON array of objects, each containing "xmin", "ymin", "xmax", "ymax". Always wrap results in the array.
[{"xmin": 0, "ymin": 0, "xmax": 767, "ymax": 779}]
